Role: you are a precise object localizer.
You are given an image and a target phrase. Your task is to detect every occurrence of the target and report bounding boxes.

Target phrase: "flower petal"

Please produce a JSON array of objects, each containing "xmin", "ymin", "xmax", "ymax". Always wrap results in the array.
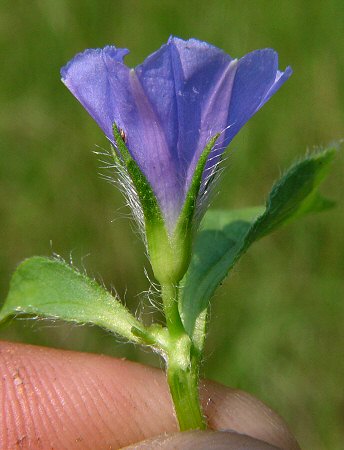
[
  {"xmin": 203, "ymin": 49, "xmax": 292, "ymax": 182},
  {"xmin": 61, "ymin": 46, "xmax": 131, "ymax": 140},
  {"xmin": 61, "ymin": 39, "xmax": 291, "ymax": 232},
  {"xmin": 61, "ymin": 45, "xmax": 182, "ymax": 229},
  {"xmin": 225, "ymin": 49, "xmax": 292, "ymax": 143},
  {"xmin": 136, "ymin": 37, "xmax": 237, "ymax": 196}
]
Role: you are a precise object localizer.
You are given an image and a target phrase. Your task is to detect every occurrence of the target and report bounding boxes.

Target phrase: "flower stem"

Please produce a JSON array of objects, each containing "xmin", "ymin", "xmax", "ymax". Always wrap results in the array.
[
  {"xmin": 167, "ymin": 351, "xmax": 206, "ymax": 430},
  {"xmin": 161, "ymin": 282, "xmax": 206, "ymax": 431},
  {"xmin": 160, "ymin": 283, "xmax": 184, "ymax": 339}
]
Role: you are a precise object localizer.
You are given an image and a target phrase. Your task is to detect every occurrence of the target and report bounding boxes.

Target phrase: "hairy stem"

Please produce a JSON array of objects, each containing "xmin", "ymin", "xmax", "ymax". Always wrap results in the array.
[
  {"xmin": 161, "ymin": 282, "xmax": 205, "ymax": 430},
  {"xmin": 166, "ymin": 349, "xmax": 206, "ymax": 431}
]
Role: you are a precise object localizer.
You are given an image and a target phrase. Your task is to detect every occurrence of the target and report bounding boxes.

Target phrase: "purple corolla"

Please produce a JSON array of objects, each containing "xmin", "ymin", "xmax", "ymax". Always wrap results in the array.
[{"xmin": 61, "ymin": 37, "xmax": 291, "ymax": 232}]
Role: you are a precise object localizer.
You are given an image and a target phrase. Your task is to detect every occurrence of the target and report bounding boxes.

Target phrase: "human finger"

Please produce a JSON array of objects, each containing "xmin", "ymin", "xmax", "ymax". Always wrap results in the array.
[
  {"xmin": 123, "ymin": 430, "xmax": 281, "ymax": 449},
  {"xmin": 0, "ymin": 341, "xmax": 300, "ymax": 449}
]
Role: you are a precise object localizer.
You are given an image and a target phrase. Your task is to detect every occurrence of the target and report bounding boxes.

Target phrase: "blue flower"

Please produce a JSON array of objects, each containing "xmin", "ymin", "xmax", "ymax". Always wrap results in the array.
[{"xmin": 61, "ymin": 36, "xmax": 291, "ymax": 233}]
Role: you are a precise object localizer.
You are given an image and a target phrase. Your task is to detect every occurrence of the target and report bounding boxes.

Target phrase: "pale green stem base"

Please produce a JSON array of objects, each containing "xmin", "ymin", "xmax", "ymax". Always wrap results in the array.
[
  {"xmin": 161, "ymin": 282, "xmax": 206, "ymax": 431},
  {"xmin": 167, "ymin": 353, "xmax": 206, "ymax": 430}
]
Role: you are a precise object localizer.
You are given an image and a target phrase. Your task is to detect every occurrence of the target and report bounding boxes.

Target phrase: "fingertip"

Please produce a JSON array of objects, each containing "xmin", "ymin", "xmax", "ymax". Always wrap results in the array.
[
  {"xmin": 202, "ymin": 381, "xmax": 301, "ymax": 450},
  {"xmin": 0, "ymin": 341, "xmax": 300, "ymax": 449},
  {"xmin": 0, "ymin": 341, "xmax": 176, "ymax": 449},
  {"xmin": 122, "ymin": 430, "xmax": 281, "ymax": 449}
]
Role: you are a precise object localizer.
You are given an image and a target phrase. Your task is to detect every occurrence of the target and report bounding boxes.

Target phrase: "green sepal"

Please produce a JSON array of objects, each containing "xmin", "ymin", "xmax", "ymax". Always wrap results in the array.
[
  {"xmin": 113, "ymin": 124, "xmax": 176, "ymax": 284},
  {"xmin": 0, "ymin": 256, "xmax": 154, "ymax": 345},
  {"xmin": 180, "ymin": 147, "xmax": 336, "ymax": 356},
  {"xmin": 113, "ymin": 125, "xmax": 220, "ymax": 286},
  {"xmin": 175, "ymin": 133, "xmax": 220, "ymax": 238},
  {"xmin": 113, "ymin": 124, "xmax": 165, "ymax": 228},
  {"xmin": 170, "ymin": 133, "xmax": 220, "ymax": 281}
]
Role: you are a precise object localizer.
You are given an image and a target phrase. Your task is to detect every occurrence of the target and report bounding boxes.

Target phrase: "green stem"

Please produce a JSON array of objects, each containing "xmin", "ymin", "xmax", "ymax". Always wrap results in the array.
[
  {"xmin": 167, "ymin": 351, "xmax": 206, "ymax": 430},
  {"xmin": 161, "ymin": 282, "xmax": 206, "ymax": 430},
  {"xmin": 161, "ymin": 283, "xmax": 184, "ymax": 339}
]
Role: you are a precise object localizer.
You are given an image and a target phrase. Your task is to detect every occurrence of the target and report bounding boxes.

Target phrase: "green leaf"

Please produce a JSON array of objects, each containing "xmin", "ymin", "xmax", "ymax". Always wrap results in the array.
[
  {"xmin": 0, "ymin": 256, "xmax": 150, "ymax": 344},
  {"xmin": 246, "ymin": 149, "xmax": 336, "ymax": 243},
  {"xmin": 180, "ymin": 148, "xmax": 336, "ymax": 354}
]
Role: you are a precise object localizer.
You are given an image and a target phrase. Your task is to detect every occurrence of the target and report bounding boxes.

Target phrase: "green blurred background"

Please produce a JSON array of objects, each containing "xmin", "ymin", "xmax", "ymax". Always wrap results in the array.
[{"xmin": 0, "ymin": 1, "xmax": 343, "ymax": 448}]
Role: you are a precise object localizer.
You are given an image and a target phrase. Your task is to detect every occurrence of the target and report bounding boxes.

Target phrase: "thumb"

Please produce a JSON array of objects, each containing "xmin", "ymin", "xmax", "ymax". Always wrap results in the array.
[{"xmin": 123, "ymin": 430, "xmax": 281, "ymax": 449}]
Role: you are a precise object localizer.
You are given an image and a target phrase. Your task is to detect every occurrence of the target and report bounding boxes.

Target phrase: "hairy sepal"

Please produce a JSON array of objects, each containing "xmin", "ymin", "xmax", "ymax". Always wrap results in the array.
[
  {"xmin": 113, "ymin": 124, "xmax": 181, "ymax": 284},
  {"xmin": 171, "ymin": 133, "xmax": 221, "ymax": 281},
  {"xmin": 112, "ymin": 126, "xmax": 220, "ymax": 286}
]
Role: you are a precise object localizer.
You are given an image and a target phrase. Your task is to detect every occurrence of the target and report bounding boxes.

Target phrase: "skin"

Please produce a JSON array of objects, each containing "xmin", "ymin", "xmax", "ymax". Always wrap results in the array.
[{"xmin": 0, "ymin": 341, "xmax": 301, "ymax": 450}]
